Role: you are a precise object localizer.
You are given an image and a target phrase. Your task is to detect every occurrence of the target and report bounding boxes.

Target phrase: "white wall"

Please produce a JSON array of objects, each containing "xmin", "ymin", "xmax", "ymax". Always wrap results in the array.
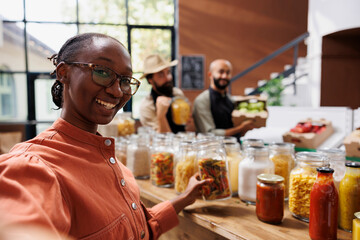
[{"xmin": 307, "ymin": 0, "xmax": 360, "ymax": 107}]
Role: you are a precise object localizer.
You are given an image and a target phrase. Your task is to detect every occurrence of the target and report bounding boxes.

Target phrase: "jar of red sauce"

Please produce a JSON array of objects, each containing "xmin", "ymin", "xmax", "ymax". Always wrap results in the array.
[
  {"xmin": 256, "ymin": 173, "xmax": 285, "ymax": 224},
  {"xmin": 309, "ymin": 167, "xmax": 338, "ymax": 240}
]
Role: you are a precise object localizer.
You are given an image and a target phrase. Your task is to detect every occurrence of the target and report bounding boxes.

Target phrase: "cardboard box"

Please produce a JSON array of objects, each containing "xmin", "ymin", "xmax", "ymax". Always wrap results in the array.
[
  {"xmin": 282, "ymin": 118, "xmax": 334, "ymax": 149},
  {"xmin": 343, "ymin": 128, "xmax": 360, "ymax": 157},
  {"xmin": 232, "ymin": 95, "xmax": 268, "ymax": 128}
]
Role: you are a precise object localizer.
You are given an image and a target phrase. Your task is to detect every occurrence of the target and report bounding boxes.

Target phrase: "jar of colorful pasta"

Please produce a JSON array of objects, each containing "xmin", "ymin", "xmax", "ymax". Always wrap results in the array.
[
  {"xmin": 197, "ymin": 139, "xmax": 231, "ymax": 201},
  {"xmin": 150, "ymin": 134, "xmax": 174, "ymax": 187},
  {"xmin": 289, "ymin": 152, "xmax": 328, "ymax": 222}
]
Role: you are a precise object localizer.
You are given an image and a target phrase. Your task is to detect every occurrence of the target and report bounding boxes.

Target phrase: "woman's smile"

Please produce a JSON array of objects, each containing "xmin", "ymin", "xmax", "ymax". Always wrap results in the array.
[{"xmin": 95, "ymin": 98, "xmax": 117, "ymax": 110}]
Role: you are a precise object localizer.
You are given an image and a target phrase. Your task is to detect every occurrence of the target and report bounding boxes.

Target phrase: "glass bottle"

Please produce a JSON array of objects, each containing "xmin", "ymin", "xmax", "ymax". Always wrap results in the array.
[
  {"xmin": 241, "ymin": 138, "xmax": 264, "ymax": 151},
  {"xmin": 339, "ymin": 161, "xmax": 360, "ymax": 232},
  {"xmin": 114, "ymin": 136, "xmax": 128, "ymax": 166},
  {"xmin": 126, "ymin": 134, "xmax": 151, "ymax": 179},
  {"xmin": 353, "ymin": 212, "xmax": 360, "ymax": 240},
  {"xmin": 309, "ymin": 167, "xmax": 338, "ymax": 240},
  {"xmin": 171, "ymin": 96, "xmax": 191, "ymax": 125},
  {"xmin": 224, "ymin": 141, "xmax": 243, "ymax": 196},
  {"xmin": 289, "ymin": 152, "xmax": 328, "ymax": 222},
  {"xmin": 197, "ymin": 139, "xmax": 231, "ymax": 201},
  {"xmin": 269, "ymin": 142, "xmax": 295, "ymax": 200},
  {"xmin": 238, "ymin": 146, "xmax": 274, "ymax": 205},
  {"xmin": 174, "ymin": 140, "xmax": 197, "ymax": 194},
  {"xmin": 150, "ymin": 134, "xmax": 174, "ymax": 187},
  {"xmin": 256, "ymin": 174, "xmax": 285, "ymax": 224},
  {"xmin": 317, "ymin": 148, "xmax": 346, "ymax": 190}
]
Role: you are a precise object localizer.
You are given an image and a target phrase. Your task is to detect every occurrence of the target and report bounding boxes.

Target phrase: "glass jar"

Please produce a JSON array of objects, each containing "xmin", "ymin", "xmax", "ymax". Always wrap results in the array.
[
  {"xmin": 150, "ymin": 134, "xmax": 174, "ymax": 187},
  {"xmin": 197, "ymin": 139, "xmax": 231, "ymax": 201},
  {"xmin": 317, "ymin": 148, "xmax": 346, "ymax": 190},
  {"xmin": 114, "ymin": 136, "xmax": 128, "ymax": 166},
  {"xmin": 171, "ymin": 96, "xmax": 191, "ymax": 125},
  {"xmin": 353, "ymin": 212, "xmax": 360, "ymax": 240},
  {"xmin": 116, "ymin": 112, "xmax": 135, "ymax": 136},
  {"xmin": 256, "ymin": 174, "xmax": 284, "ymax": 224},
  {"xmin": 339, "ymin": 161, "xmax": 360, "ymax": 232},
  {"xmin": 238, "ymin": 146, "xmax": 274, "ymax": 205},
  {"xmin": 241, "ymin": 138, "xmax": 264, "ymax": 151},
  {"xmin": 289, "ymin": 152, "xmax": 328, "ymax": 222},
  {"xmin": 269, "ymin": 142, "xmax": 295, "ymax": 200},
  {"xmin": 174, "ymin": 140, "xmax": 197, "ymax": 194},
  {"xmin": 126, "ymin": 134, "xmax": 151, "ymax": 179},
  {"xmin": 224, "ymin": 142, "xmax": 243, "ymax": 196},
  {"xmin": 309, "ymin": 167, "xmax": 338, "ymax": 240}
]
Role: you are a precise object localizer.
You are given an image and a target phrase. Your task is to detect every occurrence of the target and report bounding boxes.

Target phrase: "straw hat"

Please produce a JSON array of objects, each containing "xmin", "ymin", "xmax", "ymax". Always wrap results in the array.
[{"xmin": 140, "ymin": 54, "xmax": 178, "ymax": 79}]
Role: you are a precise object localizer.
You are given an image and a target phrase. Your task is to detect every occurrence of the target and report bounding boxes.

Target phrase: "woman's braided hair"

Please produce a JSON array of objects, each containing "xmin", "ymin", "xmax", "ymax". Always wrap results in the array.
[{"xmin": 48, "ymin": 33, "xmax": 122, "ymax": 109}]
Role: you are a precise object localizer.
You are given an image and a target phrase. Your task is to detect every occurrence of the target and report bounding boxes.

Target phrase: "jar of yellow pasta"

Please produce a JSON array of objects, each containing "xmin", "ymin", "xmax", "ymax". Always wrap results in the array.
[
  {"xmin": 339, "ymin": 161, "xmax": 360, "ymax": 232},
  {"xmin": 171, "ymin": 96, "xmax": 191, "ymax": 125},
  {"xmin": 224, "ymin": 141, "xmax": 243, "ymax": 196},
  {"xmin": 353, "ymin": 212, "xmax": 360, "ymax": 239},
  {"xmin": 174, "ymin": 140, "xmax": 197, "ymax": 194},
  {"xmin": 269, "ymin": 142, "xmax": 295, "ymax": 200},
  {"xmin": 288, "ymin": 152, "xmax": 328, "ymax": 222}
]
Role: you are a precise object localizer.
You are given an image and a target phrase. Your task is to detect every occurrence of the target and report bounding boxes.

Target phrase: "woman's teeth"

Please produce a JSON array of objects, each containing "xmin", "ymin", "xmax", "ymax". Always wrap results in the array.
[{"xmin": 96, "ymin": 99, "xmax": 116, "ymax": 110}]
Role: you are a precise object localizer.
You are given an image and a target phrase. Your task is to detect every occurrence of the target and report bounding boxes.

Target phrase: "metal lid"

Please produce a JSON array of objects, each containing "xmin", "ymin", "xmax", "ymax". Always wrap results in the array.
[
  {"xmin": 257, "ymin": 173, "xmax": 284, "ymax": 184},
  {"xmin": 345, "ymin": 161, "xmax": 360, "ymax": 168},
  {"xmin": 316, "ymin": 167, "xmax": 334, "ymax": 173},
  {"xmin": 355, "ymin": 212, "xmax": 360, "ymax": 219}
]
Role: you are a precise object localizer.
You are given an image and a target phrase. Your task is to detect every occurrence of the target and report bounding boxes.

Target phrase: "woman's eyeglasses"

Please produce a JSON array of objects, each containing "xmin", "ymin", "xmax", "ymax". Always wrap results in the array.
[{"xmin": 64, "ymin": 62, "xmax": 141, "ymax": 95}]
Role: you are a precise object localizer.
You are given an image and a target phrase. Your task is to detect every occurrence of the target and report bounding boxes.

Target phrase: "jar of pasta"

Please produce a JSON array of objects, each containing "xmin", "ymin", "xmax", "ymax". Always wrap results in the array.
[
  {"xmin": 150, "ymin": 134, "xmax": 174, "ymax": 187},
  {"xmin": 256, "ymin": 174, "xmax": 285, "ymax": 224},
  {"xmin": 238, "ymin": 146, "xmax": 274, "ymax": 205},
  {"xmin": 116, "ymin": 112, "xmax": 135, "ymax": 136},
  {"xmin": 353, "ymin": 212, "xmax": 360, "ymax": 239},
  {"xmin": 171, "ymin": 96, "xmax": 191, "ymax": 125},
  {"xmin": 224, "ymin": 142, "xmax": 243, "ymax": 196},
  {"xmin": 339, "ymin": 161, "xmax": 360, "ymax": 232},
  {"xmin": 174, "ymin": 140, "xmax": 197, "ymax": 194},
  {"xmin": 289, "ymin": 152, "xmax": 328, "ymax": 222},
  {"xmin": 317, "ymin": 148, "xmax": 346, "ymax": 190},
  {"xmin": 269, "ymin": 142, "xmax": 295, "ymax": 200},
  {"xmin": 126, "ymin": 134, "xmax": 151, "ymax": 179},
  {"xmin": 197, "ymin": 139, "xmax": 231, "ymax": 201}
]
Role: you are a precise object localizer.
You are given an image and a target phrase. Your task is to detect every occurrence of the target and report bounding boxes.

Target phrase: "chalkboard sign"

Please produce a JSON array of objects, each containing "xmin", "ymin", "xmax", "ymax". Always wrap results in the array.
[{"xmin": 181, "ymin": 55, "xmax": 204, "ymax": 90}]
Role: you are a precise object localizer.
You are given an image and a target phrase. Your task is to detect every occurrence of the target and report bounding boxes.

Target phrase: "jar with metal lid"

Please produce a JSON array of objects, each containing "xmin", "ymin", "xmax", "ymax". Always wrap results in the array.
[
  {"xmin": 197, "ymin": 139, "xmax": 231, "ymax": 201},
  {"xmin": 224, "ymin": 141, "xmax": 243, "ymax": 196},
  {"xmin": 174, "ymin": 140, "xmax": 197, "ymax": 194},
  {"xmin": 256, "ymin": 174, "xmax": 285, "ymax": 224},
  {"xmin": 238, "ymin": 146, "xmax": 274, "ymax": 204},
  {"xmin": 317, "ymin": 148, "xmax": 346, "ymax": 190},
  {"xmin": 241, "ymin": 138, "xmax": 264, "ymax": 151},
  {"xmin": 114, "ymin": 136, "xmax": 128, "ymax": 166},
  {"xmin": 309, "ymin": 167, "xmax": 338, "ymax": 240},
  {"xmin": 150, "ymin": 134, "xmax": 174, "ymax": 187},
  {"xmin": 269, "ymin": 142, "xmax": 295, "ymax": 200},
  {"xmin": 339, "ymin": 161, "xmax": 360, "ymax": 232},
  {"xmin": 171, "ymin": 96, "xmax": 191, "ymax": 125},
  {"xmin": 126, "ymin": 134, "xmax": 151, "ymax": 179},
  {"xmin": 353, "ymin": 212, "xmax": 360, "ymax": 240},
  {"xmin": 289, "ymin": 152, "xmax": 328, "ymax": 222}
]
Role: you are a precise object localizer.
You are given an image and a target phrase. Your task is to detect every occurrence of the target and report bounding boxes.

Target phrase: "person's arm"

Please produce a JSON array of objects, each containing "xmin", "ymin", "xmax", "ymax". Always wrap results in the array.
[
  {"xmin": 224, "ymin": 119, "xmax": 256, "ymax": 137},
  {"xmin": 155, "ymin": 96, "xmax": 172, "ymax": 133},
  {"xmin": 192, "ymin": 91, "xmax": 218, "ymax": 134}
]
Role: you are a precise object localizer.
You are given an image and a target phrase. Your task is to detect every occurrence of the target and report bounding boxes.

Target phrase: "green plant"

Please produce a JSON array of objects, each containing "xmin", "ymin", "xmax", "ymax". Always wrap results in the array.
[{"xmin": 259, "ymin": 75, "xmax": 284, "ymax": 106}]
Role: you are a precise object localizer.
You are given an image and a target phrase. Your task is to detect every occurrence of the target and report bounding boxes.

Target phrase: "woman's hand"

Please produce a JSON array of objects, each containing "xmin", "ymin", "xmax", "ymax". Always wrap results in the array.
[{"xmin": 170, "ymin": 173, "xmax": 213, "ymax": 214}]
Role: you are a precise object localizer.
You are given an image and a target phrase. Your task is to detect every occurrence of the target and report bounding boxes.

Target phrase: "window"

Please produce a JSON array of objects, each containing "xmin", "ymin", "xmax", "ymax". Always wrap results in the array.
[{"xmin": 0, "ymin": 0, "xmax": 176, "ymax": 139}]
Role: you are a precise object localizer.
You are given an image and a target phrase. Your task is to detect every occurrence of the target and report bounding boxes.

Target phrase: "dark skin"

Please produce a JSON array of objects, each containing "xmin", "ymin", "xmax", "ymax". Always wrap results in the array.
[{"xmin": 55, "ymin": 37, "xmax": 210, "ymax": 214}]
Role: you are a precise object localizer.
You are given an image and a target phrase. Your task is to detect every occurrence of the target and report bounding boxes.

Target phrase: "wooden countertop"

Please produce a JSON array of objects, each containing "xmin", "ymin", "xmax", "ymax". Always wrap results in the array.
[{"xmin": 136, "ymin": 179, "xmax": 352, "ymax": 240}]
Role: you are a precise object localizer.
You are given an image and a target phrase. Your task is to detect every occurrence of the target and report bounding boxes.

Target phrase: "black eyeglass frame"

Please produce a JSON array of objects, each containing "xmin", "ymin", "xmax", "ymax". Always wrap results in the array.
[{"xmin": 63, "ymin": 61, "xmax": 141, "ymax": 95}]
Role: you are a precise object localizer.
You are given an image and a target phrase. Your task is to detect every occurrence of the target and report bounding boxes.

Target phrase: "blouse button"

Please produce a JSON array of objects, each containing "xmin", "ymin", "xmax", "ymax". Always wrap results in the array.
[
  {"xmin": 104, "ymin": 139, "xmax": 112, "ymax": 146},
  {"xmin": 131, "ymin": 203, "xmax": 137, "ymax": 210},
  {"xmin": 121, "ymin": 179, "xmax": 126, "ymax": 186},
  {"xmin": 109, "ymin": 157, "xmax": 116, "ymax": 164},
  {"xmin": 140, "ymin": 230, "xmax": 145, "ymax": 239}
]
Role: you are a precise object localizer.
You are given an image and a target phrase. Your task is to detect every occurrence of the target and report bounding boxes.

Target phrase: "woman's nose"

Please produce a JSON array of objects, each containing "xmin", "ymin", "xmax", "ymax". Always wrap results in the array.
[{"xmin": 105, "ymin": 79, "xmax": 124, "ymax": 98}]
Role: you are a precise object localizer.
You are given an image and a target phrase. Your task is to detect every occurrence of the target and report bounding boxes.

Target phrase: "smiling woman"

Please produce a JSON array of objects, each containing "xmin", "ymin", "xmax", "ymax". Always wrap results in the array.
[{"xmin": 0, "ymin": 32, "xmax": 211, "ymax": 240}]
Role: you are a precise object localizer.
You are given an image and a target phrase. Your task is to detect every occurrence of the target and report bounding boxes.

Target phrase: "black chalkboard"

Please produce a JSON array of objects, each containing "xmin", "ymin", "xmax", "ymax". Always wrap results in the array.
[{"xmin": 181, "ymin": 55, "xmax": 204, "ymax": 90}]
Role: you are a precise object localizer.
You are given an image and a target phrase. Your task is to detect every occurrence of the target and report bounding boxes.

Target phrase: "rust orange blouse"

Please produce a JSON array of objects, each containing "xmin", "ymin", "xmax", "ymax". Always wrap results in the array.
[{"xmin": 0, "ymin": 118, "xmax": 179, "ymax": 239}]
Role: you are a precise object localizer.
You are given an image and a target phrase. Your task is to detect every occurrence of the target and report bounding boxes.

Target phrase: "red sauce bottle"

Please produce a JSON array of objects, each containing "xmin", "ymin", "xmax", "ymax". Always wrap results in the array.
[
  {"xmin": 256, "ymin": 174, "xmax": 285, "ymax": 224},
  {"xmin": 309, "ymin": 167, "xmax": 338, "ymax": 240}
]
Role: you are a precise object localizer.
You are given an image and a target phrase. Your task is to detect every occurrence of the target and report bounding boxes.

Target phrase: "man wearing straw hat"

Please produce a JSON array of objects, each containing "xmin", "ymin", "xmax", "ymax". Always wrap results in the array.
[{"xmin": 139, "ymin": 54, "xmax": 190, "ymax": 133}]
